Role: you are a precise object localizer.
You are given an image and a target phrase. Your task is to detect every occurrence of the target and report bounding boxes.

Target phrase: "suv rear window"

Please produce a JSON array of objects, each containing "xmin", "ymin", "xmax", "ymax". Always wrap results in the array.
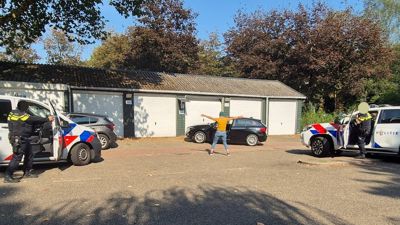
[
  {"xmin": 0, "ymin": 100, "xmax": 12, "ymax": 123},
  {"xmin": 234, "ymin": 119, "xmax": 263, "ymax": 127},
  {"xmin": 378, "ymin": 109, "xmax": 400, "ymax": 124}
]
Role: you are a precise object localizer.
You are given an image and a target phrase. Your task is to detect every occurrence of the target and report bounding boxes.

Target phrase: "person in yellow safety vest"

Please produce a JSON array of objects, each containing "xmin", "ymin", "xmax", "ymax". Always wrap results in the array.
[
  {"xmin": 354, "ymin": 112, "xmax": 372, "ymax": 159},
  {"xmin": 4, "ymin": 101, "xmax": 54, "ymax": 183}
]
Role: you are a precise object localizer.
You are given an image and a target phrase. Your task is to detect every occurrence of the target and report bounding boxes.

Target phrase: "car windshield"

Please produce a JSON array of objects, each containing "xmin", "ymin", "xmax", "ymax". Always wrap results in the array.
[{"xmin": 21, "ymin": 101, "xmax": 51, "ymax": 118}]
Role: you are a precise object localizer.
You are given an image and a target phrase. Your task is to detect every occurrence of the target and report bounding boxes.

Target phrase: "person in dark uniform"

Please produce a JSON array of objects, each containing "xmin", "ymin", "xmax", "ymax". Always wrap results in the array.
[
  {"xmin": 354, "ymin": 112, "xmax": 372, "ymax": 159},
  {"xmin": 4, "ymin": 101, "xmax": 54, "ymax": 183}
]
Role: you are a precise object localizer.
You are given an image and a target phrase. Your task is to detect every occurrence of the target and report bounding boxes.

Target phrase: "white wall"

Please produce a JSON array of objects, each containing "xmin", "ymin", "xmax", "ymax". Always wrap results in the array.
[
  {"xmin": 73, "ymin": 91, "xmax": 124, "ymax": 137},
  {"xmin": 229, "ymin": 98, "xmax": 263, "ymax": 120},
  {"xmin": 134, "ymin": 93, "xmax": 176, "ymax": 137},
  {"xmin": 0, "ymin": 81, "xmax": 67, "ymax": 111}
]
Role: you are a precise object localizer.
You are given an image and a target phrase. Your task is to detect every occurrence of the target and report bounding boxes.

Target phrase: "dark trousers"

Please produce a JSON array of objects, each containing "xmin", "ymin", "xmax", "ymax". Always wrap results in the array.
[
  {"xmin": 6, "ymin": 141, "xmax": 33, "ymax": 176},
  {"xmin": 357, "ymin": 136, "xmax": 367, "ymax": 155}
]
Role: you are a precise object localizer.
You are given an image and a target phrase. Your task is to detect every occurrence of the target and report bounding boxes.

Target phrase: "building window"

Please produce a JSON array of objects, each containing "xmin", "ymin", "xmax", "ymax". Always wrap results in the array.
[{"xmin": 178, "ymin": 99, "xmax": 185, "ymax": 114}]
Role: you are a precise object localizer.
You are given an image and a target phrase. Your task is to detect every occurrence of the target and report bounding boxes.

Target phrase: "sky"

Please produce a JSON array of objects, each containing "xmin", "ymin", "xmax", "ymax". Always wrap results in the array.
[{"xmin": 35, "ymin": 0, "xmax": 365, "ymax": 62}]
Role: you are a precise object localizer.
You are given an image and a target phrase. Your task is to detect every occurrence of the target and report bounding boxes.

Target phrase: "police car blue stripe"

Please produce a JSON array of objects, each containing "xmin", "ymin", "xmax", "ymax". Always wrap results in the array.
[
  {"xmin": 62, "ymin": 123, "xmax": 77, "ymax": 135},
  {"xmin": 373, "ymin": 143, "xmax": 382, "ymax": 148}
]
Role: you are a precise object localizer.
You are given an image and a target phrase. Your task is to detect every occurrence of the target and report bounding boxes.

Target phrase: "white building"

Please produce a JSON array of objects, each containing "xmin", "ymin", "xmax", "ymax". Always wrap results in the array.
[{"xmin": 0, "ymin": 61, "xmax": 306, "ymax": 138}]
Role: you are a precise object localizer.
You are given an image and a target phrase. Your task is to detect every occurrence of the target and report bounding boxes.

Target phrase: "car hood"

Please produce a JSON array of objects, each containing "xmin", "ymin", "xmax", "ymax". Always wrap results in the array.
[{"xmin": 190, "ymin": 124, "xmax": 212, "ymax": 130}]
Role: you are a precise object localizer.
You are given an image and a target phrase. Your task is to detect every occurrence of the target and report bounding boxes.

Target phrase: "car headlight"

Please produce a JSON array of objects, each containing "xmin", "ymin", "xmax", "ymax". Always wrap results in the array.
[{"xmin": 302, "ymin": 125, "xmax": 312, "ymax": 132}]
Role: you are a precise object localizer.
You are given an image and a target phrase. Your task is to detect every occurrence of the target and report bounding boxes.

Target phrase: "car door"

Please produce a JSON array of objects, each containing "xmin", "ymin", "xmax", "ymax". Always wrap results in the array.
[
  {"xmin": 0, "ymin": 99, "xmax": 13, "ymax": 161},
  {"xmin": 49, "ymin": 102, "xmax": 64, "ymax": 160},
  {"xmin": 373, "ymin": 109, "xmax": 400, "ymax": 152},
  {"xmin": 228, "ymin": 119, "xmax": 248, "ymax": 143}
]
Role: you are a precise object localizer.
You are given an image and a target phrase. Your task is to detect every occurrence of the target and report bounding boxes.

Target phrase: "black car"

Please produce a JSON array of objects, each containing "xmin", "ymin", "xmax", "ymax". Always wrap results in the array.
[
  {"xmin": 186, "ymin": 118, "xmax": 267, "ymax": 146},
  {"xmin": 67, "ymin": 113, "xmax": 117, "ymax": 150}
]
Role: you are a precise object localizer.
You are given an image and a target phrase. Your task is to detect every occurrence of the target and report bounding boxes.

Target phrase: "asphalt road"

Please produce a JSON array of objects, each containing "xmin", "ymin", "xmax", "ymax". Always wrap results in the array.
[{"xmin": 1, "ymin": 135, "xmax": 399, "ymax": 225}]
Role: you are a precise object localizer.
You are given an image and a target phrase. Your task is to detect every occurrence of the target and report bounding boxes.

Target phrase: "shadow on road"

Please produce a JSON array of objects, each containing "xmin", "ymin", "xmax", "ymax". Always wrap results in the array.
[
  {"xmin": 0, "ymin": 185, "xmax": 350, "ymax": 225},
  {"xmin": 287, "ymin": 148, "xmax": 400, "ymax": 199}
]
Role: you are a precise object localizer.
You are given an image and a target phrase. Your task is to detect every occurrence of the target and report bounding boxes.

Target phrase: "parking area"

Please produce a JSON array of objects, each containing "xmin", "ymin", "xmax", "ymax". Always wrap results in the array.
[{"xmin": 1, "ymin": 135, "xmax": 400, "ymax": 225}]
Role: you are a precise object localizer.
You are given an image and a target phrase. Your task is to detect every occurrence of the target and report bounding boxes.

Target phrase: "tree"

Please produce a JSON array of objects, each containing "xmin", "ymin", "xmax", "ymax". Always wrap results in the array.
[
  {"xmin": 225, "ymin": 3, "xmax": 392, "ymax": 111},
  {"xmin": 125, "ymin": 0, "xmax": 199, "ymax": 73},
  {"xmin": 194, "ymin": 32, "xmax": 239, "ymax": 76},
  {"xmin": 89, "ymin": 0, "xmax": 199, "ymax": 73},
  {"xmin": 0, "ymin": 36, "xmax": 40, "ymax": 63},
  {"xmin": 0, "ymin": 47, "xmax": 40, "ymax": 63},
  {"xmin": 364, "ymin": 0, "xmax": 400, "ymax": 42},
  {"xmin": 0, "ymin": 0, "xmax": 144, "ymax": 51},
  {"xmin": 87, "ymin": 33, "xmax": 131, "ymax": 69},
  {"xmin": 43, "ymin": 29, "xmax": 83, "ymax": 65}
]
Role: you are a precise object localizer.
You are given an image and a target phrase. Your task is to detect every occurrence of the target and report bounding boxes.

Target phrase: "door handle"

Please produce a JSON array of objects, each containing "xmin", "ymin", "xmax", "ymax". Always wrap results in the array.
[{"xmin": 1, "ymin": 126, "xmax": 8, "ymax": 129}]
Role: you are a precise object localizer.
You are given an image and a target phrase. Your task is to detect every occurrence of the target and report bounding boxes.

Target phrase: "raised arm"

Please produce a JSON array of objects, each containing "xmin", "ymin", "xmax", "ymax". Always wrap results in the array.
[{"xmin": 201, "ymin": 114, "xmax": 216, "ymax": 121}]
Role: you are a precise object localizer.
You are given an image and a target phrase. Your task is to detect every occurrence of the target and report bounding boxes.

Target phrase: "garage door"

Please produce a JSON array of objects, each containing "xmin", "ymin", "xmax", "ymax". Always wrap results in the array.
[
  {"xmin": 73, "ymin": 91, "xmax": 124, "ymax": 137},
  {"xmin": 134, "ymin": 94, "xmax": 176, "ymax": 137},
  {"xmin": 185, "ymin": 99, "xmax": 221, "ymax": 128},
  {"xmin": 268, "ymin": 100, "xmax": 297, "ymax": 135},
  {"xmin": 230, "ymin": 98, "xmax": 262, "ymax": 120}
]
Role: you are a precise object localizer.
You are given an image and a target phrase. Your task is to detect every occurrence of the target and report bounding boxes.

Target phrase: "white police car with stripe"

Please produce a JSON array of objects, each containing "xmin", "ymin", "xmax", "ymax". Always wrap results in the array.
[
  {"xmin": 0, "ymin": 95, "xmax": 102, "ymax": 166},
  {"xmin": 301, "ymin": 106, "xmax": 400, "ymax": 157}
]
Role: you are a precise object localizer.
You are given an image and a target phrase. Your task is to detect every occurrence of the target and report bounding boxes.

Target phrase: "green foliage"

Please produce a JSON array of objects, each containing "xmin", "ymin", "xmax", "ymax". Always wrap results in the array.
[
  {"xmin": 89, "ymin": 0, "xmax": 199, "ymax": 73},
  {"xmin": 364, "ymin": 0, "xmax": 400, "ymax": 42},
  {"xmin": 0, "ymin": 41, "xmax": 40, "ymax": 63},
  {"xmin": 301, "ymin": 103, "xmax": 337, "ymax": 128},
  {"xmin": 225, "ymin": 3, "xmax": 392, "ymax": 111},
  {"xmin": 87, "ymin": 33, "xmax": 131, "ymax": 69},
  {"xmin": 0, "ymin": 0, "xmax": 144, "ymax": 51},
  {"xmin": 374, "ymin": 43, "xmax": 400, "ymax": 105},
  {"xmin": 193, "ymin": 32, "xmax": 239, "ymax": 76}
]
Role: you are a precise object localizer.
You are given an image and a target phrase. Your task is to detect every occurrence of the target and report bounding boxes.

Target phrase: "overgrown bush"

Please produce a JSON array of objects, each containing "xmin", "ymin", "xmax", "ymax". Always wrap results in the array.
[{"xmin": 301, "ymin": 103, "xmax": 337, "ymax": 128}]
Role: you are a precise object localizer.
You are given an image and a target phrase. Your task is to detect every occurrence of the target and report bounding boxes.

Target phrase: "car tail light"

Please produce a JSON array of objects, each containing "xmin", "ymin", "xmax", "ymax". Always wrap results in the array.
[
  {"xmin": 106, "ymin": 123, "xmax": 115, "ymax": 131},
  {"xmin": 259, "ymin": 127, "xmax": 267, "ymax": 133}
]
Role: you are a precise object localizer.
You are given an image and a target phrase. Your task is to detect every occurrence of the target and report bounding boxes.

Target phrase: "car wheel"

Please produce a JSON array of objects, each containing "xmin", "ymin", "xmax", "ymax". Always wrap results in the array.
[
  {"xmin": 310, "ymin": 136, "xmax": 332, "ymax": 157},
  {"xmin": 246, "ymin": 134, "xmax": 258, "ymax": 146},
  {"xmin": 70, "ymin": 143, "xmax": 91, "ymax": 166},
  {"xmin": 193, "ymin": 131, "xmax": 206, "ymax": 143},
  {"xmin": 98, "ymin": 133, "xmax": 110, "ymax": 149}
]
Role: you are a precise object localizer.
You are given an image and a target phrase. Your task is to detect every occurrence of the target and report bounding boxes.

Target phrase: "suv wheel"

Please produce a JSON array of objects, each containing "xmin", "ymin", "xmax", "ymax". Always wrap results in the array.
[
  {"xmin": 193, "ymin": 131, "xmax": 206, "ymax": 143},
  {"xmin": 310, "ymin": 136, "xmax": 332, "ymax": 157},
  {"xmin": 70, "ymin": 143, "xmax": 91, "ymax": 166},
  {"xmin": 98, "ymin": 133, "xmax": 110, "ymax": 149},
  {"xmin": 246, "ymin": 134, "xmax": 258, "ymax": 146}
]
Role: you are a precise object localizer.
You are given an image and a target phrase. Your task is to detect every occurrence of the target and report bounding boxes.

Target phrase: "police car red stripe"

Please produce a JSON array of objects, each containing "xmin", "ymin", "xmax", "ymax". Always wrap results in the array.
[{"xmin": 312, "ymin": 123, "xmax": 327, "ymax": 134}]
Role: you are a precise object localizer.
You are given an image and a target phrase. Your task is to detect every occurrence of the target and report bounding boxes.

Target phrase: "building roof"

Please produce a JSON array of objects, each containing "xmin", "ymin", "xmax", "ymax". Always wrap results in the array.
[{"xmin": 0, "ymin": 61, "xmax": 305, "ymax": 98}]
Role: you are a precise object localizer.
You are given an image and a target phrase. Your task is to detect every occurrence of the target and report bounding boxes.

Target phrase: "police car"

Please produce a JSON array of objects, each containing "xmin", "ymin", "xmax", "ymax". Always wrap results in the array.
[
  {"xmin": 0, "ymin": 95, "xmax": 102, "ymax": 166},
  {"xmin": 301, "ymin": 106, "xmax": 400, "ymax": 157}
]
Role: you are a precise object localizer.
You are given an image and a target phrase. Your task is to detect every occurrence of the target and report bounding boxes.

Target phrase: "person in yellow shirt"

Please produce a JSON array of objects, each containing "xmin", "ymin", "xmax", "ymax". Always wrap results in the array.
[{"xmin": 201, "ymin": 112, "xmax": 243, "ymax": 156}]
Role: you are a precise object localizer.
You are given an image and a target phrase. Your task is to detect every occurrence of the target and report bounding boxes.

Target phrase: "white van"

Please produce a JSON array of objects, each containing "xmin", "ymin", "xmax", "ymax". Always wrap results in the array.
[
  {"xmin": 0, "ymin": 95, "xmax": 102, "ymax": 166},
  {"xmin": 301, "ymin": 106, "xmax": 400, "ymax": 157}
]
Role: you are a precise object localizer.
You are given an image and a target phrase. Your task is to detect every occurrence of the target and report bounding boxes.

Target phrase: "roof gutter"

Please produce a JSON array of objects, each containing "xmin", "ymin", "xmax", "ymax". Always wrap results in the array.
[{"xmin": 70, "ymin": 86, "xmax": 307, "ymax": 100}]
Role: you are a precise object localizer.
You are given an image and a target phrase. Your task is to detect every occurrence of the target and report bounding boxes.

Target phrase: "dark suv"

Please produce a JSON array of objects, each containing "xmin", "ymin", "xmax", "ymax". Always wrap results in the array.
[
  {"xmin": 186, "ymin": 118, "xmax": 267, "ymax": 146},
  {"xmin": 67, "ymin": 113, "xmax": 117, "ymax": 150}
]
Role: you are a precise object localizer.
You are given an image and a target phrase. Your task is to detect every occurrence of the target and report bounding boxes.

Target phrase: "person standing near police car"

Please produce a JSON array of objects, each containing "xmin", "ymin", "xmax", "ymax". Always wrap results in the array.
[
  {"xmin": 4, "ymin": 101, "xmax": 54, "ymax": 183},
  {"xmin": 354, "ymin": 102, "xmax": 372, "ymax": 159}
]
